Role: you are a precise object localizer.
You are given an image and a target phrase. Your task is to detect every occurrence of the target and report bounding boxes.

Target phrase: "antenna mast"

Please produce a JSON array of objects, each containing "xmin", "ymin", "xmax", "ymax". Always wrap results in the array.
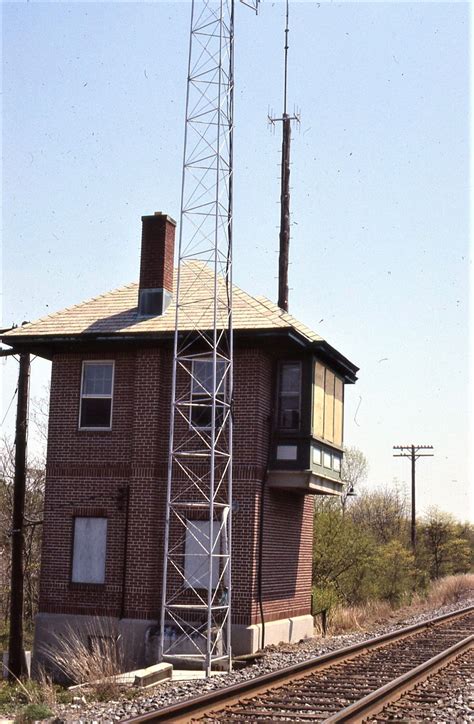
[
  {"xmin": 269, "ymin": 0, "xmax": 300, "ymax": 312},
  {"xmin": 160, "ymin": 0, "xmax": 260, "ymax": 677}
]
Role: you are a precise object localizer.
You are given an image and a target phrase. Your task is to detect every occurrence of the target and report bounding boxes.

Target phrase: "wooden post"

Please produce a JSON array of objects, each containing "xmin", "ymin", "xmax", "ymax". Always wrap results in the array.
[
  {"xmin": 8, "ymin": 351, "xmax": 30, "ymax": 680},
  {"xmin": 411, "ymin": 445, "xmax": 416, "ymax": 552}
]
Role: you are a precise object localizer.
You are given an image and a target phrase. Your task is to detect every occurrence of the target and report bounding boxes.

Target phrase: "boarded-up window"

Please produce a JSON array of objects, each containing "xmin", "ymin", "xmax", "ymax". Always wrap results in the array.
[
  {"xmin": 72, "ymin": 517, "xmax": 107, "ymax": 583},
  {"xmin": 313, "ymin": 361, "xmax": 344, "ymax": 445},
  {"xmin": 324, "ymin": 370, "xmax": 335, "ymax": 442},
  {"xmin": 184, "ymin": 520, "xmax": 223, "ymax": 590},
  {"xmin": 312, "ymin": 362, "xmax": 325, "ymax": 438},
  {"xmin": 334, "ymin": 377, "xmax": 343, "ymax": 446}
]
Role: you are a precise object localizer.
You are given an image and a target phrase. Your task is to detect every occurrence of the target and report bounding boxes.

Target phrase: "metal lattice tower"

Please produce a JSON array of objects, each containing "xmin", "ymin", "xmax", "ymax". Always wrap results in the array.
[{"xmin": 160, "ymin": 0, "xmax": 259, "ymax": 676}]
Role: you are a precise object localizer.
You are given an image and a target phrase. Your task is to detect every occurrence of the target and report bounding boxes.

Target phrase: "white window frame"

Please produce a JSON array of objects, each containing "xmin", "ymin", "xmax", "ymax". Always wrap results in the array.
[
  {"xmin": 79, "ymin": 360, "xmax": 115, "ymax": 431},
  {"xmin": 312, "ymin": 446, "xmax": 322, "ymax": 466},
  {"xmin": 190, "ymin": 358, "xmax": 226, "ymax": 431},
  {"xmin": 323, "ymin": 451, "xmax": 332, "ymax": 469}
]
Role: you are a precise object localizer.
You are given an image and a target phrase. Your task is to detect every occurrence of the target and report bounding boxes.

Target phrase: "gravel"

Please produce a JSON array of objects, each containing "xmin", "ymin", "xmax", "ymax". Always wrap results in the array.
[
  {"xmin": 367, "ymin": 647, "xmax": 474, "ymax": 722},
  {"xmin": 48, "ymin": 595, "xmax": 473, "ymax": 723}
]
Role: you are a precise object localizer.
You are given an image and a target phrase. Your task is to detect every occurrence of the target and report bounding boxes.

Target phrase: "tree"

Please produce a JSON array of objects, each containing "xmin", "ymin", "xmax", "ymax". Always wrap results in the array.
[
  {"xmin": 419, "ymin": 508, "xmax": 473, "ymax": 579},
  {"xmin": 373, "ymin": 540, "xmax": 416, "ymax": 604},
  {"xmin": 340, "ymin": 446, "xmax": 368, "ymax": 513},
  {"xmin": 313, "ymin": 501, "xmax": 376, "ymax": 607},
  {"xmin": 0, "ymin": 437, "xmax": 45, "ymax": 625},
  {"xmin": 0, "ymin": 382, "xmax": 49, "ymax": 629},
  {"xmin": 348, "ymin": 485, "xmax": 409, "ymax": 545}
]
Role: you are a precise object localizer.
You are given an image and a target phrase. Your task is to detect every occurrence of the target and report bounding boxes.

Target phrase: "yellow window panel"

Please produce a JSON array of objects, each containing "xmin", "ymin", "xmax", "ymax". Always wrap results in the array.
[
  {"xmin": 324, "ymin": 369, "xmax": 335, "ymax": 442},
  {"xmin": 313, "ymin": 361, "xmax": 325, "ymax": 438},
  {"xmin": 334, "ymin": 376, "xmax": 343, "ymax": 447}
]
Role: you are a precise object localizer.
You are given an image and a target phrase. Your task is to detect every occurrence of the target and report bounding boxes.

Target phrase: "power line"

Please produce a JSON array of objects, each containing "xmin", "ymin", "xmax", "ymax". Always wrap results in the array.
[{"xmin": 1, "ymin": 387, "xmax": 18, "ymax": 428}]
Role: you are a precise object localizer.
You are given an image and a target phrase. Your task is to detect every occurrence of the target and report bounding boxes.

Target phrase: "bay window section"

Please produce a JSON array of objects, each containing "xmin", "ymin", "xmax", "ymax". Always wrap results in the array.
[{"xmin": 278, "ymin": 362, "xmax": 301, "ymax": 431}]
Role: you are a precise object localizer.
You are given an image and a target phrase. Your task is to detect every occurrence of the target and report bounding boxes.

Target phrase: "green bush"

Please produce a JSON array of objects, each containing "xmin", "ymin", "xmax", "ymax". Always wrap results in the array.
[
  {"xmin": 313, "ymin": 491, "xmax": 474, "ymax": 617},
  {"xmin": 373, "ymin": 540, "xmax": 416, "ymax": 605},
  {"xmin": 312, "ymin": 584, "xmax": 340, "ymax": 614},
  {"xmin": 15, "ymin": 703, "xmax": 53, "ymax": 722},
  {"xmin": 313, "ymin": 503, "xmax": 377, "ymax": 607}
]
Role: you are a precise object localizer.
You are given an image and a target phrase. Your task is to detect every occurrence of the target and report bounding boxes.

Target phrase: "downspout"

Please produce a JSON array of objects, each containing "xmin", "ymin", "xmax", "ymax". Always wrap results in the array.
[
  {"xmin": 257, "ymin": 413, "xmax": 274, "ymax": 650},
  {"xmin": 119, "ymin": 484, "xmax": 130, "ymax": 619},
  {"xmin": 257, "ymin": 474, "xmax": 266, "ymax": 650}
]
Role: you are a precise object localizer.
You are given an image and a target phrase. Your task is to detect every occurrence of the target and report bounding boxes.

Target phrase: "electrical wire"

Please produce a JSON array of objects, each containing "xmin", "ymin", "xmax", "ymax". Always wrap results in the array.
[{"xmin": 1, "ymin": 387, "xmax": 18, "ymax": 427}]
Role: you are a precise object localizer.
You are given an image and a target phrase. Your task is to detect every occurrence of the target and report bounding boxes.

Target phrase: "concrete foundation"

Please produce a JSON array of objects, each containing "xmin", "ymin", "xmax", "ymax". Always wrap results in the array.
[
  {"xmin": 231, "ymin": 614, "xmax": 314, "ymax": 655},
  {"xmin": 32, "ymin": 613, "xmax": 158, "ymax": 679},
  {"xmin": 32, "ymin": 612, "xmax": 314, "ymax": 677}
]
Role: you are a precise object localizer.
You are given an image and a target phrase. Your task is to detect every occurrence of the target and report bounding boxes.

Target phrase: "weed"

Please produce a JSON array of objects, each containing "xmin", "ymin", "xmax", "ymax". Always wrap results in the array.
[
  {"xmin": 41, "ymin": 618, "xmax": 125, "ymax": 700},
  {"xmin": 15, "ymin": 702, "xmax": 53, "ymax": 722},
  {"xmin": 313, "ymin": 573, "xmax": 474, "ymax": 636},
  {"xmin": 427, "ymin": 573, "xmax": 474, "ymax": 606}
]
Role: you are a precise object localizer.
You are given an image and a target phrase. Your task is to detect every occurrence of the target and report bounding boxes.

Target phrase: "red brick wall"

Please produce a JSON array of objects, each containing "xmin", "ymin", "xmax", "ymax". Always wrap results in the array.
[
  {"xmin": 39, "ymin": 344, "xmax": 313, "ymax": 626},
  {"xmin": 252, "ymin": 491, "xmax": 314, "ymax": 624}
]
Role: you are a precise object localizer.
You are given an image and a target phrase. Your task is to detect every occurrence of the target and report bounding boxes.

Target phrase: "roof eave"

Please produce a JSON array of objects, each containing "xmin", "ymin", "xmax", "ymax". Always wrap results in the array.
[{"xmin": 1, "ymin": 327, "xmax": 359, "ymax": 382}]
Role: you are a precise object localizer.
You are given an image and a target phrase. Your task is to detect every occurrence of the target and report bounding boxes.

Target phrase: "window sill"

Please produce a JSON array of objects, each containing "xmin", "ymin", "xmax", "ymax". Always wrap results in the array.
[
  {"xmin": 311, "ymin": 435, "xmax": 344, "ymax": 452},
  {"xmin": 69, "ymin": 582, "xmax": 106, "ymax": 591}
]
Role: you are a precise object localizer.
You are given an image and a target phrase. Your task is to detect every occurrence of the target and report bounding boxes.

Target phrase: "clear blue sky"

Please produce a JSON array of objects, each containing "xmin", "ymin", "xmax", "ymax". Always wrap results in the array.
[{"xmin": 2, "ymin": 1, "xmax": 471, "ymax": 521}]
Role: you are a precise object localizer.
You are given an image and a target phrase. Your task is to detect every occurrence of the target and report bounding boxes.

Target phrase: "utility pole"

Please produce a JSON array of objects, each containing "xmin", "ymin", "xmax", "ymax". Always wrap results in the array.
[
  {"xmin": 393, "ymin": 444, "xmax": 434, "ymax": 553},
  {"xmin": 8, "ymin": 351, "xmax": 30, "ymax": 680},
  {"xmin": 269, "ymin": 0, "xmax": 299, "ymax": 312}
]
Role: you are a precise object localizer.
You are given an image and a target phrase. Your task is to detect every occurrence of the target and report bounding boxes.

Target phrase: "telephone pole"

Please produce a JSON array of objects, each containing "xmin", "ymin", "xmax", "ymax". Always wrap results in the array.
[
  {"xmin": 8, "ymin": 351, "xmax": 31, "ymax": 680},
  {"xmin": 393, "ymin": 444, "xmax": 434, "ymax": 552}
]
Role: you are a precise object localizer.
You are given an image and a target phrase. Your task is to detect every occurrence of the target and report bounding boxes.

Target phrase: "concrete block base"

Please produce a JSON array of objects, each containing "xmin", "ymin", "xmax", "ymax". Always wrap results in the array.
[
  {"xmin": 133, "ymin": 662, "xmax": 173, "ymax": 687},
  {"xmin": 32, "ymin": 612, "xmax": 314, "ymax": 678},
  {"xmin": 231, "ymin": 614, "xmax": 314, "ymax": 655}
]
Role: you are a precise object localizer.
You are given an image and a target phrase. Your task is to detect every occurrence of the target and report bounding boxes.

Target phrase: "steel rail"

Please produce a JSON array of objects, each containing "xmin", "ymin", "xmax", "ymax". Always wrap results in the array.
[
  {"xmin": 324, "ymin": 634, "xmax": 473, "ymax": 723},
  {"xmin": 122, "ymin": 604, "xmax": 473, "ymax": 723}
]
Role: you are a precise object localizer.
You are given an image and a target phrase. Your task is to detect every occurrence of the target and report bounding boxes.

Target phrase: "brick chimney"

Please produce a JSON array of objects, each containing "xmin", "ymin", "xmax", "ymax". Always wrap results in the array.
[{"xmin": 138, "ymin": 212, "xmax": 176, "ymax": 317}]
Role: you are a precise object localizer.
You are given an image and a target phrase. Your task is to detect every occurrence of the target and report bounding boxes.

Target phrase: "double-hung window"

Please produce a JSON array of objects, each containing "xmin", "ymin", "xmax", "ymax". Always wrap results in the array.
[
  {"xmin": 79, "ymin": 361, "xmax": 114, "ymax": 429},
  {"xmin": 190, "ymin": 359, "xmax": 226, "ymax": 430},
  {"xmin": 278, "ymin": 362, "xmax": 301, "ymax": 431}
]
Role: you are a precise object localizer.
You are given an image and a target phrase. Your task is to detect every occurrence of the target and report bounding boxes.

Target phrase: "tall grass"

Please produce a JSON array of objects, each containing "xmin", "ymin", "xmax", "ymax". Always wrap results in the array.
[
  {"xmin": 40, "ymin": 618, "xmax": 124, "ymax": 699},
  {"xmin": 315, "ymin": 600, "xmax": 393, "ymax": 635},
  {"xmin": 427, "ymin": 573, "xmax": 474, "ymax": 607},
  {"xmin": 314, "ymin": 573, "xmax": 474, "ymax": 636}
]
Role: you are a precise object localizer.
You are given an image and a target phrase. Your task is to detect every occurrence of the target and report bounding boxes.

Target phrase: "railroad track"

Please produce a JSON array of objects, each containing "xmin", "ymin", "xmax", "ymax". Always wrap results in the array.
[{"xmin": 124, "ymin": 605, "xmax": 473, "ymax": 723}]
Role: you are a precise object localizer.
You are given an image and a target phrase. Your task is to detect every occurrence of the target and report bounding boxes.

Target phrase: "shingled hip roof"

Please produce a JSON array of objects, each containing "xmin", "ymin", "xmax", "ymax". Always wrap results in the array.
[{"xmin": 2, "ymin": 261, "xmax": 358, "ymax": 381}]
